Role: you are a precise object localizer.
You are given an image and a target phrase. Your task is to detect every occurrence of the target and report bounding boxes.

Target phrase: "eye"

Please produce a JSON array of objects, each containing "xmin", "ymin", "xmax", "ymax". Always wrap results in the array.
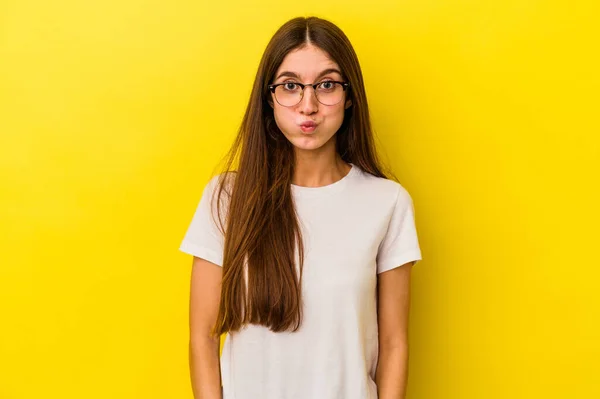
[
  {"xmin": 317, "ymin": 81, "xmax": 336, "ymax": 90},
  {"xmin": 283, "ymin": 82, "xmax": 299, "ymax": 91}
]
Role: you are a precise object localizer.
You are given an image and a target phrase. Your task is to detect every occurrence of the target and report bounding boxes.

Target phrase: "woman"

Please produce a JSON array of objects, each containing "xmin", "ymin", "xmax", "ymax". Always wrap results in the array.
[{"xmin": 180, "ymin": 16, "xmax": 423, "ymax": 399}]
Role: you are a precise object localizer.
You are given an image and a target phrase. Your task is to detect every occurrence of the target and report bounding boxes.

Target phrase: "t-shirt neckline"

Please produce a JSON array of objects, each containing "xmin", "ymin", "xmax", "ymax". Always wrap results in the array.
[{"xmin": 291, "ymin": 163, "xmax": 357, "ymax": 199}]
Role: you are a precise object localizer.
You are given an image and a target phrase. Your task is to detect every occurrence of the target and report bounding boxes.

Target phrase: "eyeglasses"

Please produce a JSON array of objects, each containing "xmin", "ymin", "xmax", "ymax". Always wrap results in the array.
[{"xmin": 268, "ymin": 80, "xmax": 350, "ymax": 107}]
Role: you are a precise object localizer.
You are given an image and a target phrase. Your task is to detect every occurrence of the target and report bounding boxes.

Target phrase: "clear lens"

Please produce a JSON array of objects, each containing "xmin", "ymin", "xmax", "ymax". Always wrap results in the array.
[{"xmin": 274, "ymin": 82, "xmax": 344, "ymax": 106}]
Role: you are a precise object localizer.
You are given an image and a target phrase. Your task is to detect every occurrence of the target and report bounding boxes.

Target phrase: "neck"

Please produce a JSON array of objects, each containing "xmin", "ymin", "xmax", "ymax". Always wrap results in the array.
[{"xmin": 292, "ymin": 148, "xmax": 350, "ymax": 188}]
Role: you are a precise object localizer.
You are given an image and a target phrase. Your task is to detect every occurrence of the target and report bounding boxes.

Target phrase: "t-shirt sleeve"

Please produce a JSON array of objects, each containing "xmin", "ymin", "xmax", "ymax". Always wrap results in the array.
[
  {"xmin": 376, "ymin": 185, "xmax": 423, "ymax": 274},
  {"xmin": 179, "ymin": 175, "xmax": 225, "ymax": 266}
]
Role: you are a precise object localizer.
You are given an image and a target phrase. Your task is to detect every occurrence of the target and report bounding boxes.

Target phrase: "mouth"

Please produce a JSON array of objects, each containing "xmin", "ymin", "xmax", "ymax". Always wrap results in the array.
[{"xmin": 299, "ymin": 121, "xmax": 318, "ymax": 133}]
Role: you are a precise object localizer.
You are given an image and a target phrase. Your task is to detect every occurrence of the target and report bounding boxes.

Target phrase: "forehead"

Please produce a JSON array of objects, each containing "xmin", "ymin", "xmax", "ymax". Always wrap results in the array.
[{"xmin": 275, "ymin": 45, "xmax": 341, "ymax": 79}]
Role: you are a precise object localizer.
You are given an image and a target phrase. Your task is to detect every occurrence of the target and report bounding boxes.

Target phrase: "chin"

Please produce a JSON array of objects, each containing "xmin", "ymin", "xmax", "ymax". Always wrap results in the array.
[
  {"xmin": 290, "ymin": 133, "xmax": 336, "ymax": 151},
  {"xmin": 291, "ymin": 140, "xmax": 325, "ymax": 151}
]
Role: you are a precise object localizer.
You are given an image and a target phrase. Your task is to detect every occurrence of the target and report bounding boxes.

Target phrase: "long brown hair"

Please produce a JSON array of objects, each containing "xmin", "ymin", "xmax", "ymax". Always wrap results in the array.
[{"xmin": 209, "ymin": 16, "xmax": 396, "ymax": 337}]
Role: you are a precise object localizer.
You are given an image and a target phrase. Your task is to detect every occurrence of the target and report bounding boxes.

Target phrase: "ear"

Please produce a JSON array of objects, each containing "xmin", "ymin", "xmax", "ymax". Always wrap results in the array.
[
  {"xmin": 267, "ymin": 92, "xmax": 274, "ymax": 108},
  {"xmin": 344, "ymin": 98, "xmax": 352, "ymax": 109}
]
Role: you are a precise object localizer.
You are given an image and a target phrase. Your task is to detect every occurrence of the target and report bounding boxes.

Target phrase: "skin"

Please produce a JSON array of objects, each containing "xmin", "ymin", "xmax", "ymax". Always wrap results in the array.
[
  {"xmin": 189, "ymin": 256, "xmax": 222, "ymax": 399},
  {"xmin": 189, "ymin": 42, "xmax": 414, "ymax": 399},
  {"xmin": 268, "ymin": 43, "xmax": 353, "ymax": 187},
  {"xmin": 375, "ymin": 261, "xmax": 415, "ymax": 399}
]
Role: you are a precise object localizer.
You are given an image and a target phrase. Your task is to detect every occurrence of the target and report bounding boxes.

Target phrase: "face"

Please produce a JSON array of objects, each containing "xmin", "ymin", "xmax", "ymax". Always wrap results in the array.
[{"xmin": 268, "ymin": 44, "xmax": 352, "ymax": 153}]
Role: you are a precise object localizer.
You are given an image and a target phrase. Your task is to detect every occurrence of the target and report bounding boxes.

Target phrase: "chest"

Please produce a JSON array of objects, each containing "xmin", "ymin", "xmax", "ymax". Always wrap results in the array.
[{"xmin": 293, "ymin": 197, "xmax": 390, "ymax": 299}]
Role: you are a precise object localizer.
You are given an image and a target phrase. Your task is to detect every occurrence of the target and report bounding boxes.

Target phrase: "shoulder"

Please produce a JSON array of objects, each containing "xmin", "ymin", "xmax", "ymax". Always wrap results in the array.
[
  {"xmin": 201, "ymin": 171, "xmax": 237, "ymax": 218},
  {"xmin": 205, "ymin": 171, "xmax": 237, "ymax": 194},
  {"xmin": 352, "ymin": 166, "xmax": 412, "ymax": 205}
]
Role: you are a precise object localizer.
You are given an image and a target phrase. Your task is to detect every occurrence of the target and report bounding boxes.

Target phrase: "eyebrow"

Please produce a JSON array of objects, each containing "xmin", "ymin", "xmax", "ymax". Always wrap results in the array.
[{"xmin": 274, "ymin": 68, "xmax": 343, "ymax": 81}]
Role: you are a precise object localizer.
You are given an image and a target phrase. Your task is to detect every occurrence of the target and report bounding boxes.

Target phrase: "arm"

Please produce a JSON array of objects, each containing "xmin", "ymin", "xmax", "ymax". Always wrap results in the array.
[
  {"xmin": 189, "ymin": 256, "xmax": 223, "ymax": 399},
  {"xmin": 375, "ymin": 261, "xmax": 414, "ymax": 399}
]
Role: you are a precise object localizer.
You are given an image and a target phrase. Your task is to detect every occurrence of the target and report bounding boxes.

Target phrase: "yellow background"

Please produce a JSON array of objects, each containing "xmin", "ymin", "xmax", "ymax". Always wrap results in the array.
[{"xmin": 1, "ymin": 0, "xmax": 598, "ymax": 398}]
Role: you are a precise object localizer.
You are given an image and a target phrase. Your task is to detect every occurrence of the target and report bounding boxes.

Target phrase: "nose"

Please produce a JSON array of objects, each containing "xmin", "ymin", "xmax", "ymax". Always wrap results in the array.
[{"xmin": 299, "ymin": 86, "xmax": 319, "ymax": 114}]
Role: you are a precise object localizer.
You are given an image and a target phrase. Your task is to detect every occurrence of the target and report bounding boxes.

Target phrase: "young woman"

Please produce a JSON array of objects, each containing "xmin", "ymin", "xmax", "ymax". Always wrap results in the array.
[{"xmin": 180, "ymin": 16, "xmax": 423, "ymax": 399}]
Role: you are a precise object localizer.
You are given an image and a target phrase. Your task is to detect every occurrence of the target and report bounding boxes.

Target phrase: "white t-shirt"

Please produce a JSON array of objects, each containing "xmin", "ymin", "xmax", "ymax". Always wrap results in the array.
[{"xmin": 180, "ymin": 163, "xmax": 423, "ymax": 399}]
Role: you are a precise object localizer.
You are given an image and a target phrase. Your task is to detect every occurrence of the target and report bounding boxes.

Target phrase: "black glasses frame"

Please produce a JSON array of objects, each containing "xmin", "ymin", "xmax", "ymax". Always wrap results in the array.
[{"xmin": 267, "ymin": 80, "xmax": 350, "ymax": 106}]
